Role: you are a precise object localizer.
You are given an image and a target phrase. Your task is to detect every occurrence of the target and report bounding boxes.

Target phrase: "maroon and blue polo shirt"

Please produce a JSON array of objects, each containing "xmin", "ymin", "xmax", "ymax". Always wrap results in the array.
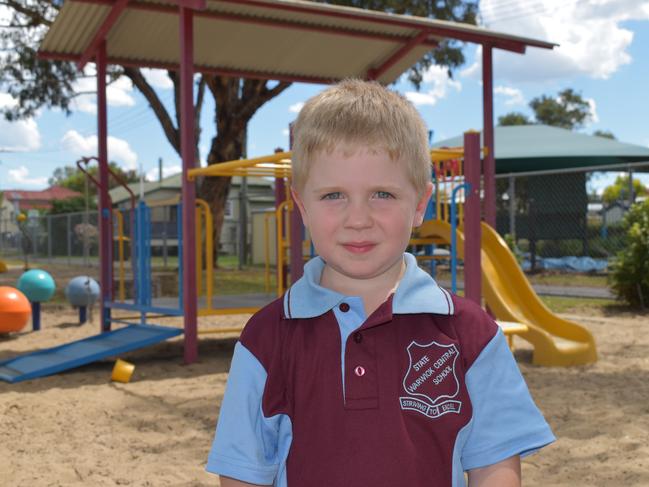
[{"xmin": 207, "ymin": 253, "xmax": 555, "ymax": 486}]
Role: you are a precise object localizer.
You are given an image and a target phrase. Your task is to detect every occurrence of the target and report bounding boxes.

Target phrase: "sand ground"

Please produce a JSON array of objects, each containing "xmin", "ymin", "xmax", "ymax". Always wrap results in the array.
[{"xmin": 1, "ymin": 296, "xmax": 648, "ymax": 486}]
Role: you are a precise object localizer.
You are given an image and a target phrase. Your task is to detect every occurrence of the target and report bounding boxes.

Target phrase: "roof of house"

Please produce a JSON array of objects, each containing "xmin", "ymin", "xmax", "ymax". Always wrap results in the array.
[
  {"xmin": 2, "ymin": 186, "xmax": 83, "ymax": 210},
  {"xmin": 108, "ymin": 172, "xmax": 273, "ymax": 205},
  {"xmin": 39, "ymin": 0, "xmax": 555, "ymax": 85},
  {"xmin": 432, "ymin": 125, "xmax": 649, "ymax": 174}
]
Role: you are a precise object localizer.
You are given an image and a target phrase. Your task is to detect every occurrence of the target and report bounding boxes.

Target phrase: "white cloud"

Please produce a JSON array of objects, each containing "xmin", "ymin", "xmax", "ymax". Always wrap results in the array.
[
  {"xmin": 404, "ymin": 65, "xmax": 461, "ymax": 106},
  {"xmin": 289, "ymin": 102, "xmax": 304, "ymax": 113},
  {"xmin": 282, "ymin": 128, "xmax": 290, "ymax": 137},
  {"xmin": 8, "ymin": 166, "xmax": 48, "ymax": 186},
  {"xmin": 71, "ymin": 71, "xmax": 136, "ymax": 114},
  {"xmin": 467, "ymin": 0, "xmax": 649, "ymax": 82},
  {"xmin": 61, "ymin": 130, "xmax": 138, "ymax": 170},
  {"xmin": 586, "ymin": 98, "xmax": 600, "ymax": 125},
  {"xmin": 141, "ymin": 68, "xmax": 174, "ymax": 90},
  {"xmin": 0, "ymin": 93, "xmax": 42, "ymax": 152},
  {"xmin": 494, "ymin": 85, "xmax": 525, "ymax": 106},
  {"xmin": 145, "ymin": 164, "xmax": 181, "ymax": 181}
]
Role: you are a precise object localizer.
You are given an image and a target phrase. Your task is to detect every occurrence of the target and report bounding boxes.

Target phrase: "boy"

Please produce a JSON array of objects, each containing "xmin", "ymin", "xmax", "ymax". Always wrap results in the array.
[{"xmin": 206, "ymin": 80, "xmax": 555, "ymax": 487}]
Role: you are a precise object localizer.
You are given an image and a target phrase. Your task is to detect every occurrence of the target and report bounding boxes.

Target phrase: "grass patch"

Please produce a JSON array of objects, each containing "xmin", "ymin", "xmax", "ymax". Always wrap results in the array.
[{"xmin": 540, "ymin": 295, "xmax": 618, "ymax": 314}]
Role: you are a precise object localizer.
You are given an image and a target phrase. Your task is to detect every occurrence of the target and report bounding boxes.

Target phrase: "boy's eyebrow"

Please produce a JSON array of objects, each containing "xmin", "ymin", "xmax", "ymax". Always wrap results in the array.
[{"xmin": 311, "ymin": 184, "xmax": 404, "ymax": 194}]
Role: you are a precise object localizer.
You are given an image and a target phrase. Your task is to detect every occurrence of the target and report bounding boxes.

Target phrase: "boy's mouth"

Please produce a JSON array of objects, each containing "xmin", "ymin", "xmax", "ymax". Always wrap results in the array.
[{"xmin": 342, "ymin": 242, "xmax": 376, "ymax": 254}]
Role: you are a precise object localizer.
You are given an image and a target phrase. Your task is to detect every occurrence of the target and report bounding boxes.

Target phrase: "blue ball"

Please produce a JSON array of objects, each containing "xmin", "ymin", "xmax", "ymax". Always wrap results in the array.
[
  {"xmin": 17, "ymin": 269, "xmax": 56, "ymax": 303},
  {"xmin": 65, "ymin": 276, "xmax": 100, "ymax": 307}
]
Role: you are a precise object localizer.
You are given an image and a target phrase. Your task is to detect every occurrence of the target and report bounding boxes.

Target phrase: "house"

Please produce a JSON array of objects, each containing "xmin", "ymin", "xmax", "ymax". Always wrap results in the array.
[
  {"xmin": 108, "ymin": 171, "xmax": 275, "ymax": 255},
  {"xmin": 2, "ymin": 186, "xmax": 82, "ymax": 212}
]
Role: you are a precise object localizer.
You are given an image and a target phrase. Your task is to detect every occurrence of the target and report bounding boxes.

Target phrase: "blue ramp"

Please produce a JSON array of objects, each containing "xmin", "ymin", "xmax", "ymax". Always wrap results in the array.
[{"xmin": 0, "ymin": 324, "xmax": 183, "ymax": 383}]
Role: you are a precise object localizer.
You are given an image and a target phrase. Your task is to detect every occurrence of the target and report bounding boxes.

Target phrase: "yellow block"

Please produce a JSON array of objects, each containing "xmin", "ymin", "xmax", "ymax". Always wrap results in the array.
[{"xmin": 111, "ymin": 359, "xmax": 135, "ymax": 383}]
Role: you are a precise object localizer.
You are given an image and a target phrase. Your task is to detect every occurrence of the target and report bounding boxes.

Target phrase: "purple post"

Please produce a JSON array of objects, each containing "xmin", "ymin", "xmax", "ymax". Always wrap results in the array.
[
  {"xmin": 79, "ymin": 306, "xmax": 87, "ymax": 325},
  {"xmin": 31, "ymin": 301, "xmax": 41, "ymax": 331},
  {"xmin": 482, "ymin": 43, "xmax": 496, "ymax": 228},
  {"xmin": 97, "ymin": 41, "xmax": 112, "ymax": 333},
  {"xmin": 463, "ymin": 131, "xmax": 482, "ymax": 305},
  {"xmin": 288, "ymin": 123, "xmax": 304, "ymax": 282},
  {"xmin": 180, "ymin": 6, "xmax": 198, "ymax": 364}
]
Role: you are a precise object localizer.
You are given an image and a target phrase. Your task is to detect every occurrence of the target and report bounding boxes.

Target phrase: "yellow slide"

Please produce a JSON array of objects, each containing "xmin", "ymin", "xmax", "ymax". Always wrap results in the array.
[{"xmin": 419, "ymin": 220, "xmax": 597, "ymax": 367}]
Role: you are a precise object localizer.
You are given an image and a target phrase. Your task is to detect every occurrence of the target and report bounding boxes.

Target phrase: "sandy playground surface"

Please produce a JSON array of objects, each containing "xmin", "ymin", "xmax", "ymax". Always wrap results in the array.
[{"xmin": 1, "ymin": 271, "xmax": 648, "ymax": 486}]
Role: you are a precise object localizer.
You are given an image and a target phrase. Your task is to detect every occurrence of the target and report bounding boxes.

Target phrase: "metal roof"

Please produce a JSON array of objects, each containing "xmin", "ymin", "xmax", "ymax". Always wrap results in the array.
[
  {"xmin": 40, "ymin": 0, "xmax": 555, "ymax": 84},
  {"xmin": 432, "ymin": 125, "xmax": 649, "ymax": 174}
]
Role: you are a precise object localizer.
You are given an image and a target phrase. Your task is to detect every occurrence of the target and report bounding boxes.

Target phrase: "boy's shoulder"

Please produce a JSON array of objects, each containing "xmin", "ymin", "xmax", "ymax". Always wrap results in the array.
[
  {"xmin": 239, "ymin": 295, "xmax": 288, "ymax": 365},
  {"xmin": 439, "ymin": 293, "xmax": 501, "ymax": 369}
]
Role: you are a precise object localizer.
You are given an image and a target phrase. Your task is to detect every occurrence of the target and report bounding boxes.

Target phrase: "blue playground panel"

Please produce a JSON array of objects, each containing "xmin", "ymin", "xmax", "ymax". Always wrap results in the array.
[{"xmin": 0, "ymin": 324, "xmax": 183, "ymax": 384}]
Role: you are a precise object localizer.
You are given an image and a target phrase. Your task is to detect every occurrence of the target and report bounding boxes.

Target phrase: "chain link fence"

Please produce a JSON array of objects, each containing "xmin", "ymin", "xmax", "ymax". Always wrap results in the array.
[
  {"xmin": 495, "ymin": 162, "xmax": 649, "ymax": 272},
  {"xmin": 0, "ymin": 211, "xmax": 100, "ymax": 266}
]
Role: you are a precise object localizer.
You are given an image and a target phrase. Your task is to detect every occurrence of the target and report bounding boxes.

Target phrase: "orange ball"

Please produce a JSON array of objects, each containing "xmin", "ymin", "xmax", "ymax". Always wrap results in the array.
[{"xmin": 0, "ymin": 286, "xmax": 31, "ymax": 333}]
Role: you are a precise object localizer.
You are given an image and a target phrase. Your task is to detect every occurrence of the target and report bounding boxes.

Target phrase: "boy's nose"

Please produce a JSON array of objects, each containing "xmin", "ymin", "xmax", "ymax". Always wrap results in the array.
[{"xmin": 344, "ymin": 201, "xmax": 373, "ymax": 229}]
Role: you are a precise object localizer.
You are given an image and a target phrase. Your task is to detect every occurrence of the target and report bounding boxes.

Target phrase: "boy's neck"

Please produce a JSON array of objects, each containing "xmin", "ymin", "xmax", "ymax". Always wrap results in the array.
[{"xmin": 320, "ymin": 257, "xmax": 406, "ymax": 317}]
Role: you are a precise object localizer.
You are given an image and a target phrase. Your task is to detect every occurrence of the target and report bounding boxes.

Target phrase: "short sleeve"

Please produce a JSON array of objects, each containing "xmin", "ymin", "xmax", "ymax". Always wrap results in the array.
[
  {"xmin": 206, "ymin": 342, "xmax": 291, "ymax": 485},
  {"xmin": 461, "ymin": 330, "xmax": 555, "ymax": 470}
]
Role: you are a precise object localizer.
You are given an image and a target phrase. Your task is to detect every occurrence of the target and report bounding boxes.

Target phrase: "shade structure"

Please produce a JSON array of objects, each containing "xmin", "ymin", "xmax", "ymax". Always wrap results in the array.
[
  {"xmin": 433, "ymin": 125, "xmax": 649, "ymax": 174},
  {"xmin": 39, "ymin": 0, "xmax": 555, "ymax": 84},
  {"xmin": 38, "ymin": 0, "xmax": 556, "ymax": 364}
]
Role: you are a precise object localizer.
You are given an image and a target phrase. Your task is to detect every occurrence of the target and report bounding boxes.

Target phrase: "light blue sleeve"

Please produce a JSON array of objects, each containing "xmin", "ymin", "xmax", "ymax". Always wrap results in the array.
[
  {"xmin": 206, "ymin": 342, "xmax": 291, "ymax": 485},
  {"xmin": 461, "ymin": 330, "xmax": 556, "ymax": 471}
]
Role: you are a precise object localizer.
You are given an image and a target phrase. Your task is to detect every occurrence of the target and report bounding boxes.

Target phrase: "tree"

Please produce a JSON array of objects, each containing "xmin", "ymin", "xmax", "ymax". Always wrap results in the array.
[
  {"xmin": 593, "ymin": 130, "xmax": 616, "ymax": 139},
  {"xmin": 497, "ymin": 112, "xmax": 531, "ymax": 126},
  {"xmin": 49, "ymin": 196, "xmax": 97, "ymax": 215},
  {"xmin": 529, "ymin": 88, "xmax": 591, "ymax": 130},
  {"xmin": 1, "ymin": 0, "xmax": 478, "ymax": 261},
  {"xmin": 602, "ymin": 175, "xmax": 647, "ymax": 205},
  {"xmin": 48, "ymin": 162, "xmax": 139, "ymax": 196},
  {"xmin": 498, "ymin": 88, "xmax": 593, "ymax": 130}
]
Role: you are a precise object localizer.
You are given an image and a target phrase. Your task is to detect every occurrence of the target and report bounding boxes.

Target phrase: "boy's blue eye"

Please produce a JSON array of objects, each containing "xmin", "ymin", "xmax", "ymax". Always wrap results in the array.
[
  {"xmin": 375, "ymin": 191, "xmax": 394, "ymax": 199},
  {"xmin": 321, "ymin": 192, "xmax": 342, "ymax": 200}
]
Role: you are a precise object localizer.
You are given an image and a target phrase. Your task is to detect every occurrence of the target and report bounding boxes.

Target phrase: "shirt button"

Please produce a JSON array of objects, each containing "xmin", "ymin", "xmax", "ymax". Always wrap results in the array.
[
  {"xmin": 353, "ymin": 332, "xmax": 363, "ymax": 343},
  {"xmin": 354, "ymin": 366, "xmax": 366, "ymax": 377},
  {"xmin": 339, "ymin": 302, "xmax": 350, "ymax": 312}
]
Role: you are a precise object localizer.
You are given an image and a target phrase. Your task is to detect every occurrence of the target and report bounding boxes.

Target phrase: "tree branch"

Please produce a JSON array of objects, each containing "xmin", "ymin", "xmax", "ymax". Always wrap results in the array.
[{"xmin": 122, "ymin": 66, "xmax": 180, "ymax": 153}]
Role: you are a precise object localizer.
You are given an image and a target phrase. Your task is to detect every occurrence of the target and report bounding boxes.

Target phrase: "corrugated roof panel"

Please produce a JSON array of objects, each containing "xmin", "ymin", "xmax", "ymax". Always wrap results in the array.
[
  {"xmin": 39, "ymin": 0, "xmax": 555, "ymax": 84},
  {"xmin": 202, "ymin": 0, "xmax": 414, "ymax": 37},
  {"xmin": 108, "ymin": 10, "xmax": 179, "ymax": 64},
  {"xmin": 193, "ymin": 20, "xmax": 400, "ymax": 80},
  {"xmin": 41, "ymin": 2, "xmax": 109, "ymax": 55}
]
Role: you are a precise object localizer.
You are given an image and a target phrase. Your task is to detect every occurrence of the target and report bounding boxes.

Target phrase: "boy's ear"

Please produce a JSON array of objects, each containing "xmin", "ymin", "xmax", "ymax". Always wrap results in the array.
[
  {"xmin": 290, "ymin": 186, "xmax": 309, "ymax": 228},
  {"xmin": 413, "ymin": 182, "xmax": 433, "ymax": 228}
]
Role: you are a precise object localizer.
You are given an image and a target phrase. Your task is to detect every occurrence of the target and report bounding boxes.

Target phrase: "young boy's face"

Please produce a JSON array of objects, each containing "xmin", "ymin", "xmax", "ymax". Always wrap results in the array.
[{"xmin": 292, "ymin": 145, "xmax": 432, "ymax": 285}]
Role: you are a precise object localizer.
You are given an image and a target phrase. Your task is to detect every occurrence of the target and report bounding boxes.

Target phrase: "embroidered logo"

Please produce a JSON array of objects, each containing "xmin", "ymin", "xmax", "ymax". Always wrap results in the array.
[{"xmin": 399, "ymin": 340, "xmax": 462, "ymax": 419}]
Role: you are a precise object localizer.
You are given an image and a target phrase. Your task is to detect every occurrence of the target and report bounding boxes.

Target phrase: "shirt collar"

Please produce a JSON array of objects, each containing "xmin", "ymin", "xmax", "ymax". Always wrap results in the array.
[{"xmin": 283, "ymin": 253, "xmax": 454, "ymax": 319}]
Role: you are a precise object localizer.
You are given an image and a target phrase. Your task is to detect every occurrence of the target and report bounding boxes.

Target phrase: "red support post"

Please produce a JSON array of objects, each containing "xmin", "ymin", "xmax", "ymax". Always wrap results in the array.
[
  {"xmin": 463, "ymin": 131, "xmax": 482, "ymax": 306},
  {"xmin": 288, "ymin": 123, "xmax": 304, "ymax": 283},
  {"xmin": 367, "ymin": 30, "xmax": 433, "ymax": 80},
  {"xmin": 180, "ymin": 6, "xmax": 198, "ymax": 364},
  {"xmin": 97, "ymin": 41, "xmax": 112, "ymax": 332},
  {"xmin": 482, "ymin": 43, "xmax": 496, "ymax": 228},
  {"xmin": 77, "ymin": 0, "xmax": 130, "ymax": 70}
]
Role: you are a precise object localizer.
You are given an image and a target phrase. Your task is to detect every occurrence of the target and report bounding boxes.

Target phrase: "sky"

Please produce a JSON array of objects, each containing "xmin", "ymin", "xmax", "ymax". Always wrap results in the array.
[{"xmin": 1, "ymin": 0, "xmax": 648, "ymax": 195}]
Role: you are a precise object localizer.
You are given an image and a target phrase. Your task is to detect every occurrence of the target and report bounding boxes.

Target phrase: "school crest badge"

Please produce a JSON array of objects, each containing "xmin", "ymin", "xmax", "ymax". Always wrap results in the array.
[{"xmin": 399, "ymin": 341, "xmax": 462, "ymax": 419}]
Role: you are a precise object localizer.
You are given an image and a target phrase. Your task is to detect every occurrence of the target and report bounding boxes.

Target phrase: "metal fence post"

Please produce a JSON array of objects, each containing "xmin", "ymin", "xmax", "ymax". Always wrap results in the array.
[
  {"xmin": 67, "ymin": 213, "xmax": 72, "ymax": 265},
  {"xmin": 508, "ymin": 175, "xmax": 516, "ymax": 239},
  {"xmin": 48, "ymin": 215, "xmax": 52, "ymax": 262}
]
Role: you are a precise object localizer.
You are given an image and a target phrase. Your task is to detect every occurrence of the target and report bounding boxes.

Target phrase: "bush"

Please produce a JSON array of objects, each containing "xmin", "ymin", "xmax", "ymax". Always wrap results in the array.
[{"xmin": 609, "ymin": 199, "xmax": 649, "ymax": 308}]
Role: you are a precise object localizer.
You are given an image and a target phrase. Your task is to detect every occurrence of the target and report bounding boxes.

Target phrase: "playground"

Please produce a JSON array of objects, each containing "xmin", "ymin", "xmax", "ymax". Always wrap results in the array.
[
  {"xmin": 0, "ymin": 289, "xmax": 647, "ymax": 486},
  {"xmin": 1, "ymin": 1, "xmax": 648, "ymax": 486}
]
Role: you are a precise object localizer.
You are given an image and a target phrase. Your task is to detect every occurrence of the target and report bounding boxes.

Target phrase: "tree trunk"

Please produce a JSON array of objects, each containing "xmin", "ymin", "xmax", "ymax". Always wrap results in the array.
[{"xmin": 199, "ymin": 117, "xmax": 247, "ymax": 267}]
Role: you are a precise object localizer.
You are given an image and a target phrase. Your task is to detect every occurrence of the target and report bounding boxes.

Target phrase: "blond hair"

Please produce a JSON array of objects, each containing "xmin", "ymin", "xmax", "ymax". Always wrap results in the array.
[{"xmin": 291, "ymin": 79, "xmax": 430, "ymax": 194}]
